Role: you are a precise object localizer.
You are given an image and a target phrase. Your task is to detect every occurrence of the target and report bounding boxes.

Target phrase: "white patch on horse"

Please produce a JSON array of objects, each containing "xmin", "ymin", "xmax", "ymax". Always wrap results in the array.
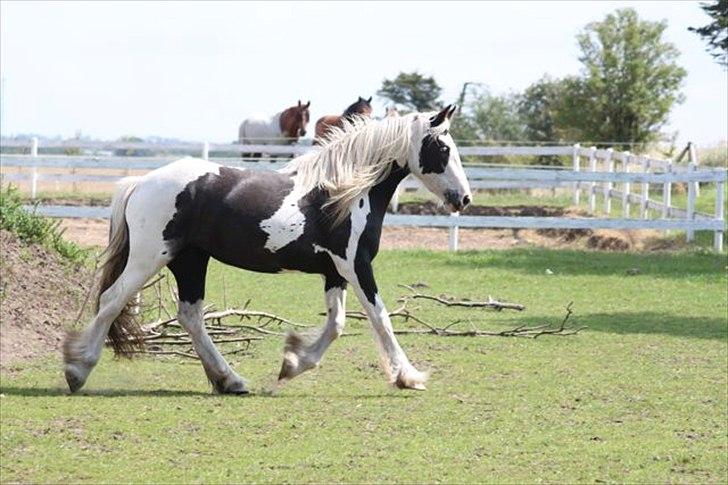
[
  {"xmin": 313, "ymin": 194, "xmax": 370, "ymax": 268},
  {"xmin": 260, "ymin": 176, "xmax": 308, "ymax": 252}
]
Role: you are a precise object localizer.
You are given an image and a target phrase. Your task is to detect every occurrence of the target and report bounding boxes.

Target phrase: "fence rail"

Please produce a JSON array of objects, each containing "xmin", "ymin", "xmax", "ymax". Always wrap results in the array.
[{"xmin": 2, "ymin": 138, "xmax": 726, "ymax": 251}]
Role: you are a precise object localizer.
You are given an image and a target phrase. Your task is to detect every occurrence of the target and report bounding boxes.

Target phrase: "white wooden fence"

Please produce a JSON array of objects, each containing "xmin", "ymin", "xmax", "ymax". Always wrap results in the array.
[{"xmin": 1, "ymin": 137, "xmax": 725, "ymax": 251}]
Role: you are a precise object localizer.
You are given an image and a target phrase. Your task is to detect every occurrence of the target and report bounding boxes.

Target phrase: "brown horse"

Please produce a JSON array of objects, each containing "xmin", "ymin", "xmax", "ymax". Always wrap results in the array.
[{"xmin": 314, "ymin": 96, "xmax": 373, "ymax": 143}]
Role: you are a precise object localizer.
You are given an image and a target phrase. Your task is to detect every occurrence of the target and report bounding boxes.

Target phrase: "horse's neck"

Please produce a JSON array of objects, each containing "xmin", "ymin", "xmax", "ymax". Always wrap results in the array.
[{"xmin": 367, "ymin": 162, "xmax": 410, "ymax": 218}]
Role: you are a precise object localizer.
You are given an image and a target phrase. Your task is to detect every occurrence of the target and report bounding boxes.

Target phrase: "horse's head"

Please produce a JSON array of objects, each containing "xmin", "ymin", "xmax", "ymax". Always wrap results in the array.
[
  {"xmin": 282, "ymin": 100, "xmax": 311, "ymax": 138},
  {"xmin": 386, "ymin": 105, "xmax": 399, "ymax": 118},
  {"xmin": 406, "ymin": 105, "xmax": 471, "ymax": 212},
  {"xmin": 344, "ymin": 96, "xmax": 373, "ymax": 118}
]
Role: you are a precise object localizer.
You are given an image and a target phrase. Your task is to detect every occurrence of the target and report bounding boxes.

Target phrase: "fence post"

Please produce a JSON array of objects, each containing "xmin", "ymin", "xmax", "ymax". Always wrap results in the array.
[
  {"xmin": 688, "ymin": 142, "xmax": 700, "ymax": 197},
  {"xmin": 622, "ymin": 151, "xmax": 631, "ymax": 218},
  {"xmin": 30, "ymin": 137, "xmax": 38, "ymax": 200},
  {"xmin": 588, "ymin": 146, "xmax": 597, "ymax": 213},
  {"xmin": 640, "ymin": 156, "xmax": 650, "ymax": 219},
  {"xmin": 202, "ymin": 141, "xmax": 209, "ymax": 161},
  {"xmin": 572, "ymin": 143, "xmax": 581, "ymax": 206},
  {"xmin": 662, "ymin": 161, "xmax": 672, "ymax": 219},
  {"xmin": 448, "ymin": 212, "xmax": 459, "ymax": 252},
  {"xmin": 715, "ymin": 181, "xmax": 724, "ymax": 252},
  {"xmin": 686, "ymin": 162, "xmax": 697, "ymax": 242},
  {"xmin": 603, "ymin": 148, "xmax": 613, "ymax": 215}
]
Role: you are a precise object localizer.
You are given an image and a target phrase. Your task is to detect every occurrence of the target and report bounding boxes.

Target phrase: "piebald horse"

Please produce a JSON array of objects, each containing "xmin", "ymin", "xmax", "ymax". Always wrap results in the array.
[
  {"xmin": 314, "ymin": 96, "xmax": 373, "ymax": 143},
  {"xmin": 63, "ymin": 105, "xmax": 470, "ymax": 394},
  {"xmin": 238, "ymin": 100, "xmax": 311, "ymax": 147}
]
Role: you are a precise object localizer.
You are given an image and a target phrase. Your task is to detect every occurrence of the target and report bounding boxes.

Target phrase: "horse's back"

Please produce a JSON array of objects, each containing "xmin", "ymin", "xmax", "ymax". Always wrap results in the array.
[
  {"xmin": 239, "ymin": 114, "xmax": 281, "ymax": 144},
  {"xmin": 315, "ymin": 115, "xmax": 342, "ymax": 140}
]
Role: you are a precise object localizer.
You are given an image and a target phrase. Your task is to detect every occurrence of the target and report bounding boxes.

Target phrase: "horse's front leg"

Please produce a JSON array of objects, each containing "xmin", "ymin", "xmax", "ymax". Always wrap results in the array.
[
  {"xmin": 278, "ymin": 274, "xmax": 347, "ymax": 382},
  {"xmin": 346, "ymin": 260, "xmax": 428, "ymax": 390}
]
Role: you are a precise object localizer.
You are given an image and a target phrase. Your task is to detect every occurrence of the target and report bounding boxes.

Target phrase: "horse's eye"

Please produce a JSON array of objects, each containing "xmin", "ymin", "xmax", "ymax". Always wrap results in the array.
[{"xmin": 440, "ymin": 145, "xmax": 449, "ymax": 153}]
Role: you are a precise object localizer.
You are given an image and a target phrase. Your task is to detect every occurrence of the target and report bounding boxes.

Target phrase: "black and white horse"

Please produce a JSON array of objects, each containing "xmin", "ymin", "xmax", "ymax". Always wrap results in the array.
[{"xmin": 63, "ymin": 105, "xmax": 471, "ymax": 394}]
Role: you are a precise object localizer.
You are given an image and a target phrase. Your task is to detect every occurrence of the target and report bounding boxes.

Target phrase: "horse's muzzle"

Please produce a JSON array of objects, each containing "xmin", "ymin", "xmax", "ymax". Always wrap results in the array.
[{"xmin": 444, "ymin": 190, "xmax": 471, "ymax": 212}]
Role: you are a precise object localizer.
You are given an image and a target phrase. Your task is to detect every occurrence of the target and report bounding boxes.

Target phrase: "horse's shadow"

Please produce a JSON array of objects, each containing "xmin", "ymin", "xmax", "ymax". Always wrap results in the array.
[
  {"xmin": 0, "ymin": 385, "xmax": 415, "ymax": 400},
  {"xmin": 0, "ymin": 386, "xmax": 210, "ymax": 398}
]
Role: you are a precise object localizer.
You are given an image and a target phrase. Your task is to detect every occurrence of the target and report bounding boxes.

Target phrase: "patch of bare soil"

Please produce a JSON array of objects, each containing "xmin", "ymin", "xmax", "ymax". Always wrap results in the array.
[
  {"xmin": 59, "ymin": 218, "xmax": 109, "ymax": 248},
  {"xmin": 0, "ymin": 230, "xmax": 90, "ymax": 370},
  {"xmin": 390, "ymin": 202, "xmax": 664, "ymax": 251},
  {"xmin": 52, "ymin": 199, "xmax": 640, "ymax": 252}
]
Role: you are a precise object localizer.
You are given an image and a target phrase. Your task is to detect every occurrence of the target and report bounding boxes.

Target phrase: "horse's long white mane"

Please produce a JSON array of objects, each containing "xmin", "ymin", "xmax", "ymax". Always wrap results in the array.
[{"xmin": 281, "ymin": 114, "xmax": 417, "ymax": 224}]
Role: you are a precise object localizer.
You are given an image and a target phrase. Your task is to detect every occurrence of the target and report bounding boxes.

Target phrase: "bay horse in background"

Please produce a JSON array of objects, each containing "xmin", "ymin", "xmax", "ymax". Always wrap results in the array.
[
  {"xmin": 63, "ymin": 105, "xmax": 470, "ymax": 395},
  {"xmin": 239, "ymin": 100, "xmax": 311, "ymax": 157},
  {"xmin": 314, "ymin": 96, "xmax": 373, "ymax": 144}
]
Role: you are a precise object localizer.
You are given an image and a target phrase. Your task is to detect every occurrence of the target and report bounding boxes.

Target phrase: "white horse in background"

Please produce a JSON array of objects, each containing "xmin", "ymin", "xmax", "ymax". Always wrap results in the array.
[{"xmin": 238, "ymin": 100, "xmax": 311, "ymax": 147}]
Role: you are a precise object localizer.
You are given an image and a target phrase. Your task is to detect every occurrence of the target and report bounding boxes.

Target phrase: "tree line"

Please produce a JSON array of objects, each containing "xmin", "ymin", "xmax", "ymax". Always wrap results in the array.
[{"xmin": 377, "ymin": 5, "xmax": 726, "ymax": 157}]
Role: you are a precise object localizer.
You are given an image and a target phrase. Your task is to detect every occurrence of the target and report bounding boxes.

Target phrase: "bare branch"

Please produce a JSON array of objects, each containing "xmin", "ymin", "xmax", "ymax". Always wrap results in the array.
[{"xmin": 397, "ymin": 284, "xmax": 525, "ymax": 311}]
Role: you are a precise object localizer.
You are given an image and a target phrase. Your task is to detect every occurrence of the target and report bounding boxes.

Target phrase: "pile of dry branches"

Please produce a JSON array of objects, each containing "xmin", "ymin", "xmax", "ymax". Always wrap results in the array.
[{"xmin": 126, "ymin": 275, "xmax": 585, "ymax": 359}]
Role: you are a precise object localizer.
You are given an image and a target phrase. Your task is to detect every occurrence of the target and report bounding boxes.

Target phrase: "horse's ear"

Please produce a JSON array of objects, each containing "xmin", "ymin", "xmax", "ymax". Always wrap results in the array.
[
  {"xmin": 430, "ymin": 105, "xmax": 453, "ymax": 127},
  {"xmin": 447, "ymin": 104, "xmax": 457, "ymax": 119},
  {"xmin": 367, "ymin": 96, "xmax": 372, "ymax": 103},
  {"xmin": 358, "ymin": 96, "xmax": 363, "ymax": 102},
  {"xmin": 305, "ymin": 100, "xmax": 311, "ymax": 108},
  {"xmin": 298, "ymin": 100, "xmax": 302, "ymax": 107}
]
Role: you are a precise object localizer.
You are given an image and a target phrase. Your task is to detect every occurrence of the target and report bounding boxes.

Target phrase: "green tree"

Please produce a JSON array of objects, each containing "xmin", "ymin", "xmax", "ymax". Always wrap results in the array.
[
  {"xmin": 689, "ymin": 0, "xmax": 728, "ymax": 66},
  {"xmin": 377, "ymin": 72, "xmax": 442, "ymax": 111},
  {"xmin": 450, "ymin": 87, "xmax": 524, "ymax": 143},
  {"xmin": 568, "ymin": 8, "xmax": 686, "ymax": 149},
  {"xmin": 518, "ymin": 75, "xmax": 570, "ymax": 143}
]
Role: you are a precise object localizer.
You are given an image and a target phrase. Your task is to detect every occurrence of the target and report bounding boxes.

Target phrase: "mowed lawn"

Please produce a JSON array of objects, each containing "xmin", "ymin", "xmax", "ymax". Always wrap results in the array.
[{"xmin": 1, "ymin": 249, "xmax": 726, "ymax": 483}]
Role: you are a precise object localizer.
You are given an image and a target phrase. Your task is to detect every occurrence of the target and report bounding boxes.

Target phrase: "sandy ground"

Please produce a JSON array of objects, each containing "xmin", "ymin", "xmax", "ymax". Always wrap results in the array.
[{"xmin": 58, "ymin": 217, "xmax": 664, "ymax": 252}]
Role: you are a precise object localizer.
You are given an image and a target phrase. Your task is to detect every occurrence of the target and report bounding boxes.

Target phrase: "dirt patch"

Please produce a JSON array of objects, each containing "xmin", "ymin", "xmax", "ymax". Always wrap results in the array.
[
  {"xmin": 0, "ymin": 230, "xmax": 91, "ymax": 370},
  {"xmin": 392, "ymin": 201, "xmax": 566, "ymax": 217},
  {"xmin": 389, "ymin": 202, "xmax": 665, "ymax": 251},
  {"xmin": 56, "ymin": 214, "xmax": 665, "ymax": 253},
  {"xmin": 59, "ymin": 218, "xmax": 109, "ymax": 248}
]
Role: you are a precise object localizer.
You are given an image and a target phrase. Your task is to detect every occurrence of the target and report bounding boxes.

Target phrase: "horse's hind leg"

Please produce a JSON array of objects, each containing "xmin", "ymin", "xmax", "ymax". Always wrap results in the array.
[
  {"xmin": 168, "ymin": 247, "xmax": 248, "ymax": 394},
  {"xmin": 64, "ymin": 243, "xmax": 167, "ymax": 392},
  {"xmin": 278, "ymin": 275, "xmax": 347, "ymax": 382}
]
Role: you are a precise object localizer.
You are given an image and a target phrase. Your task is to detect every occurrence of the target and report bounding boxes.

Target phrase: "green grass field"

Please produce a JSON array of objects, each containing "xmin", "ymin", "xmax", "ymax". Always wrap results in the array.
[{"xmin": 1, "ymin": 249, "xmax": 727, "ymax": 483}]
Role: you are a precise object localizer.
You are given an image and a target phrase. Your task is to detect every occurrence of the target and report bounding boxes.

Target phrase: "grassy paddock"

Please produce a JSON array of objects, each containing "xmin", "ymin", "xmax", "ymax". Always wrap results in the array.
[{"xmin": 1, "ymin": 249, "xmax": 726, "ymax": 483}]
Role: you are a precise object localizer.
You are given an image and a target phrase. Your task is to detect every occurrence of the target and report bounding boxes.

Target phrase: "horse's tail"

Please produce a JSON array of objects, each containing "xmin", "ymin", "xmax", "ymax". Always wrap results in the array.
[{"xmin": 96, "ymin": 176, "xmax": 144, "ymax": 357}]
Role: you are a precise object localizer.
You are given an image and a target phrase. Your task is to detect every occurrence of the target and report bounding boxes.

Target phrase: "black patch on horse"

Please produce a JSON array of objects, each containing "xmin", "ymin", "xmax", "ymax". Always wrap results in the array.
[
  {"xmin": 419, "ymin": 135, "xmax": 449, "ymax": 174},
  {"xmin": 163, "ymin": 167, "xmax": 351, "ymax": 277},
  {"xmin": 353, "ymin": 162, "xmax": 410, "ymax": 305}
]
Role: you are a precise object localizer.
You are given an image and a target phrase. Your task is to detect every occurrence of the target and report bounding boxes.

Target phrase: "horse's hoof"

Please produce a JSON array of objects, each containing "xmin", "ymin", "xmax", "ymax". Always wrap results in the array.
[
  {"xmin": 394, "ymin": 368, "xmax": 428, "ymax": 391},
  {"xmin": 278, "ymin": 356, "xmax": 298, "ymax": 381},
  {"xmin": 65, "ymin": 367, "xmax": 86, "ymax": 394},
  {"xmin": 216, "ymin": 376, "xmax": 249, "ymax": 395}
]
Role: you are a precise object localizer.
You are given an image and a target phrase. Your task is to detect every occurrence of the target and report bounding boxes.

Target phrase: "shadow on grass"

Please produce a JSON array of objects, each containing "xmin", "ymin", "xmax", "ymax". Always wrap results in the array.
[
  {"xmin": 0, "ymin": 386, "xmax": 212, "ymax": 398},
  {"xmin": 517, "ymin": 311, "xmax": 727, "ymax": 341},
  {"xmin": 446, "ymin": 248, "xmax": 727, "ymax": 279},
  {"xmin": 0, "ymin": 386, "xmax": 416, "ymax": 400}
]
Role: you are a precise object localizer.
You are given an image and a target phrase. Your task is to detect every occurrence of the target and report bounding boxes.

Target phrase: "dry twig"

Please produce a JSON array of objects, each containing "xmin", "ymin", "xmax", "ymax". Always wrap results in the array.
[{"xmin": 397, "ymin": 284, "xmax": 526, "ymax": 311}]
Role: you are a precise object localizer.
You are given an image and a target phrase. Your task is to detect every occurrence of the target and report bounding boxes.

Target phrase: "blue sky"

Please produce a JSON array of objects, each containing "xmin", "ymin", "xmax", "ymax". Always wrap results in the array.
[{"xmin": 1, "ymin": 1, "xmax": 726, "ymax": 147}]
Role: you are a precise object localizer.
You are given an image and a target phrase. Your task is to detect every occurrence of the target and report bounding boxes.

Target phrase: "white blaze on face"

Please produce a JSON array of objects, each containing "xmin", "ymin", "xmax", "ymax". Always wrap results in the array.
[
  {"xmin": 440, "ymin": 131, "xmax": 471, "ymax": 198},
  {"xmin": 260, "ymin": 176, "xmax": 307, "ymax": 252}
]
